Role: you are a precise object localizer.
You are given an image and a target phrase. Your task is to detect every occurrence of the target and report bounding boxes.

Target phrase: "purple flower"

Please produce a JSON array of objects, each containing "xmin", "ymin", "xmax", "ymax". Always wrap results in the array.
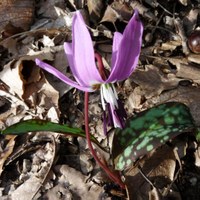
[{"xmin": 35, "ymin": 10, "xmax": 143, "ymax": 128}]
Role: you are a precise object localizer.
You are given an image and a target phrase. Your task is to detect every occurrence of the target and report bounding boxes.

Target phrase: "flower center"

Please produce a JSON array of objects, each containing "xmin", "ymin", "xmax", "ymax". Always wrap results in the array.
[
  {"xmin": 92, "ymin": 83, "xmax": 101, "ymax": 90},
  {"xmin": 100, "ymin": 83, "xmax": 119, "ymax": 110}
]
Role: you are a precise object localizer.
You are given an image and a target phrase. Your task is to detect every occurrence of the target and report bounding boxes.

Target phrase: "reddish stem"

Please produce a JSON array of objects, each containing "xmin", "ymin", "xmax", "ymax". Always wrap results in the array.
[
  {"xmin": 84, "ymin": 92, "xmax": 125, "ymax": 189},
  {"xmin": 95, "ymin": 53, "xmax": 107, "ymax": 81}
]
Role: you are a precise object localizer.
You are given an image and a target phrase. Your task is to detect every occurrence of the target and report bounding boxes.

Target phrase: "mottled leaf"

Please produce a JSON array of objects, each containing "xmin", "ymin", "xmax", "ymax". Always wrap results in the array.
[
  {"xmin": 112, "ymin": 102, "xmax": 196, "ymax": 170},
  {"xmin": 1, "ymin": 119, "xmax": 99, "ymax": 145}
]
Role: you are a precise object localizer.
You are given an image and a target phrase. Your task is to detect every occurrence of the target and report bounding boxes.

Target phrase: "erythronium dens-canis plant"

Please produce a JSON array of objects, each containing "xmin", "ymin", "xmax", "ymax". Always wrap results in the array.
[
  {"xmin": 35, "ymin": 10, "xmax": 143, "ymax": 188},
  {"xmin": 35, "ymin": 10, "xmax": 143, "ymax": 129}
]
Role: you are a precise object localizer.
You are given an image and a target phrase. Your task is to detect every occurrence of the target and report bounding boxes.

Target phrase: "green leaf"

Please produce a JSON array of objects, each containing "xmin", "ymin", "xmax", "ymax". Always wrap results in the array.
[
  {"xmin": 1, "ymin": 119, "xmax": 99, "ymax": 145},
  {"xmin": 112, "ymin": 102, "xmax": 196, "ymax": 171},
  {"xmin": 195, "ymin": 128, "xmax": 200, "ymax": 142}
]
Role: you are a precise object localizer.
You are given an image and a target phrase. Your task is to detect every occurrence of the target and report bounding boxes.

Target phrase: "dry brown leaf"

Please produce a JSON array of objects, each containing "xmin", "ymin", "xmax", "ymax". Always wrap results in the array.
[
  {"xmin": 174, "ymin": 18, "xmax": 190, "ymax": 55},
  {"xmin": 183, "ymin": 8, "xmax": 200, "ymax": 35},
  {"xmin": 131, "ymin": 65, "xmax": 180, "ymax": 99},
  {"xmin": 54, "ymin": 165, "xmax": 103, "ymax": 200},
  {"xmin": 33, "ymin": 0, "xmax": 74, "ymax": 30},
  {"xmin": 101, "ymin": 1, "xmax": 132, "ymax": 24},
  {"xmin": 0, "ymin": 62, "xmax": 24, "ymax": 98},
  {"xmin": 67, "ymin": 0, "xmax": 85, "ymax": 9},
  {"xmin": 195, "ymin": 146, "xmax": 200, "ymax": 167},
  {"xmin": 125, "ymin": 144, "xmax": 179, "ymax": 199},
  {"xmin": 87, "ymin": 0, "xmax": 105, "ymax": 23},
  {"xmin": 178, "ymin": 0, "xmax": 189, "ymax": 6},
  {"xmin": 0, "ymin": 49, "xmax": 54, "ymax": 99},
  {"xmin": 130, "ymin": 0, "xmax": 157, "ymax": 21},
  {"xmin": 0, "ymin": 94, "xmax": 14, "ymax": 122},
  {"xmin": 100, "ymin": 5, "xmax": 119, "ymax": 24},
  {"xmin": 145, "ymin": 85, "xmax": 200, "ymax": 126},
  {"xmin": 157, "ymin": 40, "xmax": 182, "ymax": 52},
  {"xmin": 24, "ymin": 75, "xmax": 59, "ymax": 111},
  {"xmin": 174, "ymin": 62, "xmax": 200, "ymax": 84},
  {"xmin": 36, "ymin": 0, "xmax": 66, "ymax": 19},
  {"xmin": 0, "ymin": 0, "xmax": 35, "ymax": 33},
  {"xmin": 187, "ymin": 53, "xmax": 200, "ymax": 65},
  {"xmin": 1, "ymin": 134, "xmax": 58, "ymax": 200},
  {"xmin": 43, "ymin": 184, "xmax": 73, "ymax": 200},
  {"xmin": 0, "ymin": 135, "xmax": 16, "ymax": 176},
  {"xmin": 54, "ymin": 6, "xmax": 73, "ymax": 27}
]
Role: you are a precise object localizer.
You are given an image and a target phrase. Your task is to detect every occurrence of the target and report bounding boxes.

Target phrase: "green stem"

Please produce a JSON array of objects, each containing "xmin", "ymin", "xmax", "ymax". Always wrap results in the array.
[{"xmin": 84, "ymin": 92, "xmax": 125, "ymax": 189}]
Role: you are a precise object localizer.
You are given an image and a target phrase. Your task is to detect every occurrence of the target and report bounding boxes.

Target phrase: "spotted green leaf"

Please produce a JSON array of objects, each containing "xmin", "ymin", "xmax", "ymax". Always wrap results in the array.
[
  {"xmin": 1, "ymin": 119, "xmax": 99, "ymax": 145},
  {"xmin": 112, "ymin": 102, "xmax": 196, "ymax": 171}
]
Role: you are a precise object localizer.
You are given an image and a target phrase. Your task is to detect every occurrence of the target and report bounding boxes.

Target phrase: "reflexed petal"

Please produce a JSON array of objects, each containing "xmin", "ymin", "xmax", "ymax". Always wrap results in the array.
[
  {"xmin": 110, "ymin": 105, "xmax": 122, "ymax": 128},
  {"xmin": 111, "ymin": 32, "xmax": 123, "ymax": 69},
  {"xmin": 35, "ymin": 58, "xmax": 93, "ymax": 92},
  {"xmin": 72, "ymin": 11, "xmax": 104, "ymax": 86},
  {"xmin": 107, "ymin": 10, "xmax": 143, "ymax": 83}
]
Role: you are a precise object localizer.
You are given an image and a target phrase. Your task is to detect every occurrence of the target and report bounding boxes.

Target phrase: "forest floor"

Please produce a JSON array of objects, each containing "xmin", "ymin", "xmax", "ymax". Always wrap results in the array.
[{"xmin": 0, "ymin": 0, "xmax": 200, "ymax": 199}]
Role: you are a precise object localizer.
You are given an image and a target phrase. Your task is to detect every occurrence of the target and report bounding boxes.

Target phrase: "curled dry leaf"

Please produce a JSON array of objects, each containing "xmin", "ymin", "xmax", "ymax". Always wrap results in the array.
[
  {"xmin": 0, "ymin": 47, "xmax": 60, "ymax": 121},
  {"xmin": 0, "ymin": 49, "xmax": 54, "ymax": 99},
  {"xmin": 101, "ymin": 1, "xmax": 132, "ymax": 24}
]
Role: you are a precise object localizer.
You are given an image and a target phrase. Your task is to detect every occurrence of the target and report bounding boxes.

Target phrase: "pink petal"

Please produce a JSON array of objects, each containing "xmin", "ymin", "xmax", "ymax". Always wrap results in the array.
[
  {"xmin": 110, "ymin": 105, "xmax": 122, "ymax": 128},
  {"xmin": 35, "ymin": 58, "xmax": 93, "ymax": 92},
  {"xmin": 64, "ymin": 42, "xmax": 74, "ymax": 69},
  {"xmin": 71, "ymin": 11, "xmax": 104, "ymax": 86},
  {"xmin": 64, "ymin": 42, "xmax": 84, "ymax": 86},
  {"xmin": 107, "ymin": 10, "xmax": 143, "ymax": 83},
  {"xmin": 111, "ymin": 32, "xmax": 123, "ymax": 69}
]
